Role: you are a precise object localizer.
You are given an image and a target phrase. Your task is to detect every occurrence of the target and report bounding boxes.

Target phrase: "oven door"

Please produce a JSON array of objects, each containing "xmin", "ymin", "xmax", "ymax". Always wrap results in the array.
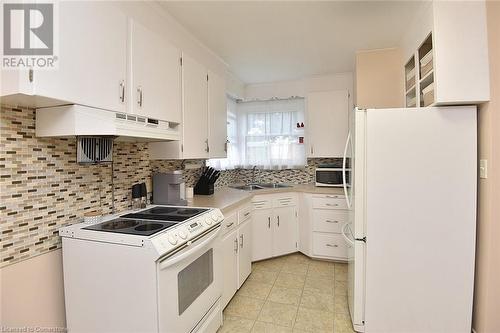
[{"xmin": 157, "ymin": 225, "xmax": 222, "ymax": 333}]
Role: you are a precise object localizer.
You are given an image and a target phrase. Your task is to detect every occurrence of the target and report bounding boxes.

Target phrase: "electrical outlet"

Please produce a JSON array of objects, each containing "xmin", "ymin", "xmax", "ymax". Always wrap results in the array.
[{"xmin": 479, "ymin": 159, "xmax": 488, "ymax": 179}]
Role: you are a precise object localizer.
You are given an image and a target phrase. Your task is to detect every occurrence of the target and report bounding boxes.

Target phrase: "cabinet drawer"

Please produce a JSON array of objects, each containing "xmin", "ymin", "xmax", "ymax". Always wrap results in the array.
[
  {"xmin": 312, "ymin": 210, "xmax": 348, "ymax": 233},
  {"xmin": 238, "ymin": 205, "xmax": 252, "ymax": 224},
  {"xmin": 312, "ymin": 233, "xmax": 347, "ymax": 259},
  {"xmin": 221, "ymin": 213, "xmax": 238, "ymax": 235},
  {"xmin": 252, "ymin": 199, "xmax": 272, "ymax": 210},
  {"xmin": 312, "ymin": 194, "xmax": 345, "ymax": 200},
  {"xmin": 312, "ymin": 197, "xmax": 347, "ymax": 210},
  {"xmin": 273, "ymin": 196, "xmax": 296, "ymax": 207}
]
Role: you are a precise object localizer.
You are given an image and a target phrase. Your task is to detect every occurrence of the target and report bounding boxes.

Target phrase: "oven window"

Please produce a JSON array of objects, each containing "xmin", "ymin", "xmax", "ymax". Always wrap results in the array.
[{"xmin": 177, "ymin": 249, "xmax": 214, "ymax": 315}]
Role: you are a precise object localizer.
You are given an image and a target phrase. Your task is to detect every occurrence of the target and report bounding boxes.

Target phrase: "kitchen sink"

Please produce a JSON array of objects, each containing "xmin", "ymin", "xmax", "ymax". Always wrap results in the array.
[
  {"xmin": 257, "ymin": 183, "xmax": 292, "ymax": 189},
  {"xmin": 231, "ymin": 183, "xmax": 292, "ymax": 191}
]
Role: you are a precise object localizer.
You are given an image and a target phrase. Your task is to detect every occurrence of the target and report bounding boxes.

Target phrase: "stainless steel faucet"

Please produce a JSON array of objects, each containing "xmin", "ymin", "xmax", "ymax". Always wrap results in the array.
[{"xmin": 251, "ymin": 165, "xmax": 258, "ymax": 184}]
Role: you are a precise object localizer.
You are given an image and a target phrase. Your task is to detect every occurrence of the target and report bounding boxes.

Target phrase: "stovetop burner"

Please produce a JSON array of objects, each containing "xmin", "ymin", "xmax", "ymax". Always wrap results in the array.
[
  {"xmin": 84, "ymin": 218, "xmax": 176, "ymax": 236},
  {"xmin": 121, "ymin": 206, "xmax": 209, "ymax": 222}
]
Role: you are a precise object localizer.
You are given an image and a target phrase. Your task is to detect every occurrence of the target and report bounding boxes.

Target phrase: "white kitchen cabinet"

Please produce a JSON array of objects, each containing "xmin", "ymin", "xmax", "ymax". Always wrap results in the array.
[
  {"xmin": 129, "ymin": 19, "xmax": 182, "ymax": 123},
  {"xmin": 401, "ymin": 1, "xmax": 489, "ymax": 106},
  {"xmin": 251, "ymin": 194, "xmax": 298, "ymax": 262},
  {"xmin": 3, "ymin": 2, "xmax": 128, "ymax": 111},
  {"xmin": 305, "ymin": 193, "xmax": 348, "ymax": 262},
  {"xmin": 220, "ymin": 205, "xmax": 253, "ymax": 309},
  {"xmin": 273, "ymin": 206, "xmax": 297, "ymax": 256},
  {"xmin": 221, "ymin": 227, "xmax": 238, "ymax": 309},
  {"xmin": 306, "ymin": 90, "xmax": 349, "ymax": 158},
  {"xmin": 208, "ymin": 70, "xmax": 228, "ymax": 158},
  {"xmin": 251, "ymin": 208, "xmax": 273, "ymax": 261},
  {"xmin": 238, "ymin": 219, "xmax": 252, "ymax": 287},
  {"xmin": 181, "ymin": 55, "xmax": 209, "ymax": 159}
]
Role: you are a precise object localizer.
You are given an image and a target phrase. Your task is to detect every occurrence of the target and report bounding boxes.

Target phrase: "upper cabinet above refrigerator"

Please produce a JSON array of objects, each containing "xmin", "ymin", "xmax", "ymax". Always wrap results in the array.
[{"xmin": 402, "ymin": 0, "xmax": 490, "ymax": 107}]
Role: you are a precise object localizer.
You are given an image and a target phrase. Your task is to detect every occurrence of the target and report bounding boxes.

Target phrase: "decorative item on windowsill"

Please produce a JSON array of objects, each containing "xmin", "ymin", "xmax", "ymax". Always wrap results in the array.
[{"xmin": 194, "ymin": 167, "xmax": 220, "ymax": 195}]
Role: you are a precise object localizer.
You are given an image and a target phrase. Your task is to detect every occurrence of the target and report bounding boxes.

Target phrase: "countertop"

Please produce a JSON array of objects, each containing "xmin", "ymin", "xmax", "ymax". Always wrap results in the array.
[{"xmin": 187, "ymin": 184, "xmax": 345, "ymax": 213}]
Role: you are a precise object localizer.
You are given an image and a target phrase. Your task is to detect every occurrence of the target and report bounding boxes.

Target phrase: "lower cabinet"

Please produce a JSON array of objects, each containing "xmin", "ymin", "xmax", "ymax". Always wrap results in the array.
[
  {"xmin": 220, "ymin": 205, "xmax": 253, "ymax": 309},
  {"xmin": 308, "ymin": 194, "xmax": 349, "ymax": 261},
  {"xmin": 251, "ymin": 194, "xmax": 298, "ymax": 262}
]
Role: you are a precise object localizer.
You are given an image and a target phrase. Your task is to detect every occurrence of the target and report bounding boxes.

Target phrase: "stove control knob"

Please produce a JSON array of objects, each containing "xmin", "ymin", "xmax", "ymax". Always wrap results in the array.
[
  {"xmin": 205, "ymin": 218, "xmax": 213, "ymax": 225},
  {"xmin": 179, "ymin": 230, "xmax": 188, "ymax": 240},
  {"xmin": 167, "ymin": 234, "xmax": 178, "ymax": 245}
]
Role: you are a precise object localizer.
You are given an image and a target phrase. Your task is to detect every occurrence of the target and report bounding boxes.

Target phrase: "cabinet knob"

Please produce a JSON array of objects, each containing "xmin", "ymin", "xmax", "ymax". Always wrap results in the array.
[
  {"xmin": 119, "ymin": 80, "xmax": 125, "ymax": 103},
  {"xmin": 326, "ymin": 244, "xmax": 338, "ymax": 248},
  {"xmin": 234, "ymin": 238, "xmax": 238, "ymax": 253},
  {"xmin": 268, "ymin": 217, "xmax": 271, "ymax": 228},
  {"xmin": 240, "ymin": 234, "xmax": 244, "ymax": 248},
  {"xmin": 137, "ymin": 86, "xmax": 143, "ymax": 107}
]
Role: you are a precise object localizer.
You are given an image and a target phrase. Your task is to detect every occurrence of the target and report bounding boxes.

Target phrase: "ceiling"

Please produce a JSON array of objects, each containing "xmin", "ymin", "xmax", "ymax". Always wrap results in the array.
[{"xmin": 160, "ymin": 1, "xmax": 423, "ymax": 84}]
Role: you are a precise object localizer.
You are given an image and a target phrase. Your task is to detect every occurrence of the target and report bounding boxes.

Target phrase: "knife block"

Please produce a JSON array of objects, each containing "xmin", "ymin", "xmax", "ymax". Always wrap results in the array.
[{"xmin": 194, "ymin": 183, "xmax": 214, "ymax": 195}]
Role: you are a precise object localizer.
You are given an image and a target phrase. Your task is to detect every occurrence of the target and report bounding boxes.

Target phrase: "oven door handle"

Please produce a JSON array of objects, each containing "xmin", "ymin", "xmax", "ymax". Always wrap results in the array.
[{"xmin": 158, "ymin": 226, "xmax": 221, "ymax": 269}]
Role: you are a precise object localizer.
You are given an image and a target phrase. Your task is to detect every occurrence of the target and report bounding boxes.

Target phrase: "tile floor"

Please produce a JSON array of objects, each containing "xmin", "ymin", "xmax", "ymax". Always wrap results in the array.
[{"xmin": 218, "ymin": 252, "xmax": 355, "ymax": 333}]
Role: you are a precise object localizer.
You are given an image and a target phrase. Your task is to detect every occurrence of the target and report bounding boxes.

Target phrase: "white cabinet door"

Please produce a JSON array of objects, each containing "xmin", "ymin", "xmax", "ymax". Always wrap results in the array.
[
  {"xmin": 182, "ymin": 55, "xmax": 209, "ymax": 159},
  {"xmin": 307, "ymin": 90, "xmax": 348, "ymax": 157},
  {"xmin": 35, "ymin": 1, "xmax": 127, "ymax": 112},
  {"xmin": 208, "ymin": 70, "xmax": 227, "ymax": 158},
  {"xmin": 129, "ymin": 19, "xmax": 181, "ymax": 123},
  {"xmin": 251, "ymin": 209, "xmax": 273, "ymax": 262},
  {"xmin": 238, "ymin": 219, "xmax": 252, "ymax": 287},
  {"xmin": 221, "ymin": 229, "xmax": 238, "ymax": 309},
  {"xmin": 273, "ymin": 206, "xmax": 297, "ymax": 256}
]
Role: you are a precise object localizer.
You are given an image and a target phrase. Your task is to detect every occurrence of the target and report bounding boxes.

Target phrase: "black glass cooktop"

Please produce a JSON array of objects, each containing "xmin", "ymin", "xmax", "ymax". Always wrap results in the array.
[
  {"xmin": 121, "ymin": 207, "xmax": 209, "ymax": 222},
  {"xmin": 83, "ymin": 218, "xmax": 176, "ymax": 236}
]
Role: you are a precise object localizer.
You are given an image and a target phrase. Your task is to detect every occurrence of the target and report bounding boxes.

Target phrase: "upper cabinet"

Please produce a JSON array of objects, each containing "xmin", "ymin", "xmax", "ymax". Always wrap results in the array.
[
  {"xmin": 182, "ymin": 55, "xmax": 209, "ymax": 159},
  {"xmin": 402, "ymin": 1, "xmax": 489, "ymax": 107},
  {"xmin": 306, "ymin": 89, "xmax": 349, "ymax": 158},
  {"xmin": 129, "ymin": 19, "xmax": 182, "ymax": 123},
  {"xmin": 2, "ymin": 1, "xmax": 128, "ymax": 111},
  {"xmin": 149, "ymin": 56, "xmax": 228, "ymax": 160},
  {"xmin": 208, "ymin": 70, "xmax": 228, "ymax": 158}
]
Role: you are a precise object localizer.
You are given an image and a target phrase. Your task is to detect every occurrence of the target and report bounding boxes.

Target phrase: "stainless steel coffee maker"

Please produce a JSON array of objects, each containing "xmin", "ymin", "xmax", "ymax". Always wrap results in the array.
[{"xmin": 152, "ymin": 171, "xmax": 187, "ymax": 206}]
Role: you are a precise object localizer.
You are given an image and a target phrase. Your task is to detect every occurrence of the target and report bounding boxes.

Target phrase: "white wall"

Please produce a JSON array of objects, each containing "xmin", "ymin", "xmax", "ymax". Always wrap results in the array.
[{"xmin": 244, "ymin": 72, "xmax": 354, "ymax": 112}]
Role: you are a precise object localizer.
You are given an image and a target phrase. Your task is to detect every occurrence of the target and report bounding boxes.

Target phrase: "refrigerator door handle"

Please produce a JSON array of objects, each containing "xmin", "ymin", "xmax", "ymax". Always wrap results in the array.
[
  {"xmin": 342, "ymin": 131, "xmax": 352, "ymax": 209},
  {"xmin": 341, "ymin": 222, "xmax": 355, "ymax": 246}
]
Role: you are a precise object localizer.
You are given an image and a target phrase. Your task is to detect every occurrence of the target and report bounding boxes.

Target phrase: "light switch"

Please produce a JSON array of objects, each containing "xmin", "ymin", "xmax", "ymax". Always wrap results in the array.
[{"xmin": 479, "ymin": 159, "xmax": 488, "ymax": 179}]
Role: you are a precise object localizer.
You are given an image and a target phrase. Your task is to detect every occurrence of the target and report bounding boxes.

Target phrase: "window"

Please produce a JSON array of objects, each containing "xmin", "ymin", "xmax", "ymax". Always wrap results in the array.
[{"xmin": 209, "ymin": 97, "xmax": 306, "ymax": 170}]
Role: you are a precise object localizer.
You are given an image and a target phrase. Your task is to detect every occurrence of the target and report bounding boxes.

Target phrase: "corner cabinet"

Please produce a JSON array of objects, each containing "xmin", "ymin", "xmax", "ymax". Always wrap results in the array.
[
  {"xmin": 306, "ymin": 90, "xmax": 349, "ymax": 158},
  {"xmin": 149, "ymin": 57, "xmax": 227, "ymax": 160},
  {"xmin": 401, "ymin": 0, "xmax": 489, "ymax": 106},
  {"xmin": 251, "ymin": 194, "xmax": 298, "ymax": 262}
]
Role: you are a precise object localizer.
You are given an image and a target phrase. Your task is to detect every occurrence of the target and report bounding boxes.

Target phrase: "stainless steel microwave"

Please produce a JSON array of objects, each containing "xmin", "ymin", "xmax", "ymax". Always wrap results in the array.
[{"xmin": 315, "ymin": 167, "xmax": 350, "ymax": 187}]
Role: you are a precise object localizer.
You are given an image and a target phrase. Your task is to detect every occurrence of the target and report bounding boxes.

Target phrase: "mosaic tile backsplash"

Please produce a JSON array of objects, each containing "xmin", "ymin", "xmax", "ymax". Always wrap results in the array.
[{"xmin": 0, "ymin": 105, "xmax": 338, "ymax": 267}]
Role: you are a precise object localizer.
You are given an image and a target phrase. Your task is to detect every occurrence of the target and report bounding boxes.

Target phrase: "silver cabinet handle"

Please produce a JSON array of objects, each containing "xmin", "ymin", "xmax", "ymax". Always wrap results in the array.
[
  {"xmin": 119, "ymin": 80, "xmax": 125, "ymax": 102},
  {"xmin": 137, "ymin": 86, "xmax": 143, "ymax": 107},
  {"xmin": 277, "ymin": 215, "xmax": 280, "ymax": 227},
  {"xmin": 205, "ymin": 139, "xmax": 210, "ymax": 153},
  {"xmin": 234, "ymin": 238, "xmax": 238, "ymax": 253},
  {"xmin": 325, "ymin": 195, "xmax": 339, "ymax": 198},
  {"xmin": 244, "ymin": 212, "xmax": 250, "ymax": 217},
  {"xmin": 224, "ymin": 140, "xmax": 229, "ymax": 152},
  {"xmin": 226, "ymin": 222, "xmax": 234, "ymax": 228},
  {"xmin": 310, "ymin": 145, "xmax": 314, "ymax": 155},
  {"xmin": 326, "ymin": 203, "xmax": 339, "ymax": 207},
  {"xmin": 325, "ymin": 220, "xmax": 339, "ymax": 223},
  {"xmin": 326, "ymin": 244, "xmax": 339, "ymax": 248},
  {"xmin": 268, "ymin": 217, "xmax": 271, "ymax": 228},
  {"xmin": 240, "ymin": 234, "xmax": 244, "ymax": 248}
]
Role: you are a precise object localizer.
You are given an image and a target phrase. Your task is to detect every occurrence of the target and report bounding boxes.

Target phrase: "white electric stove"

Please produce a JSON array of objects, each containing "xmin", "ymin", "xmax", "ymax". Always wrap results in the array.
[{"xmin": 60, "ymin": 205, "xmax": 224, "ymax": 333}]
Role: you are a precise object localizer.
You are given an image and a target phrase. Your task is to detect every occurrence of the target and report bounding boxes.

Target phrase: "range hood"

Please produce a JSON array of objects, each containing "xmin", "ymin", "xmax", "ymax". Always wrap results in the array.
[{"xmin": 36, "ymin": 105, "xmax": 180, "ymax": 142}]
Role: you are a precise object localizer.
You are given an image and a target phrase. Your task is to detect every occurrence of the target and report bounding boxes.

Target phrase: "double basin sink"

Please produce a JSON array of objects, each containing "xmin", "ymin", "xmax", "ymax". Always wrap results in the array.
[{"xmin": 231, "ymin": 183, "xmax": 293, "ymax": 191}]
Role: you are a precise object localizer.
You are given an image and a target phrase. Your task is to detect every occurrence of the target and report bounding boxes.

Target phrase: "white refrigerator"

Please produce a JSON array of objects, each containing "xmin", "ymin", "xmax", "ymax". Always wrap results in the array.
[{"xmin": 341, "ymin": 107, "xmax": 477, "ymax": 332}]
